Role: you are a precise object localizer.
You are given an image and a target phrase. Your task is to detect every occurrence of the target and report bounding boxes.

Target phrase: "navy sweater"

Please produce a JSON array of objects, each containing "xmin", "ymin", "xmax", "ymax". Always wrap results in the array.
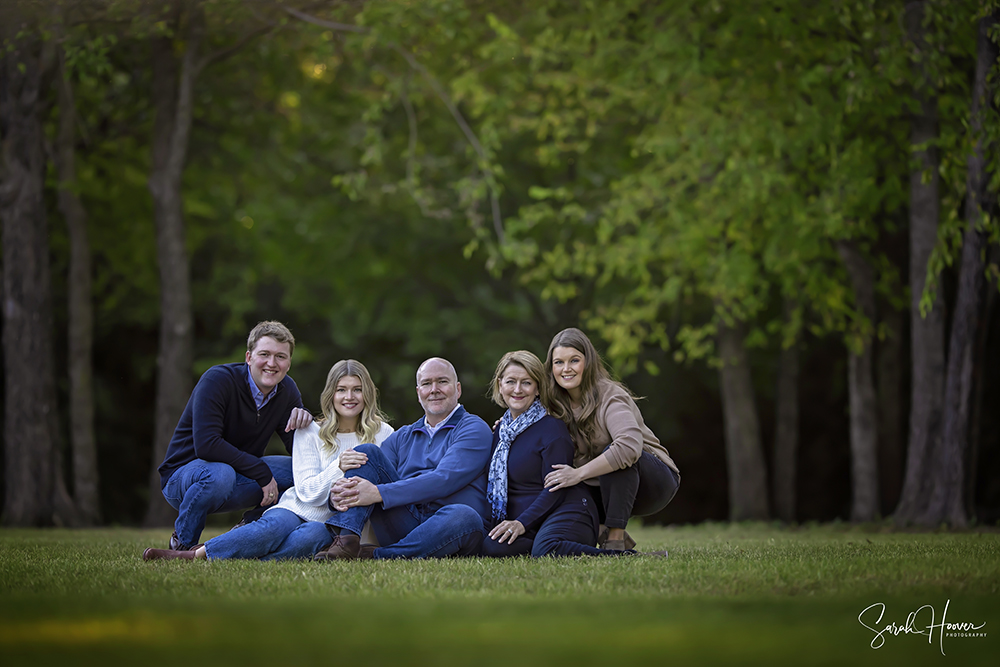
[
  {"xmin": 491, "ymin": 415, "xmax": 574, "ymax": 534},
  {"xmin": 158, "ymin": 362, "xmax": 303, "ymax": 488}
]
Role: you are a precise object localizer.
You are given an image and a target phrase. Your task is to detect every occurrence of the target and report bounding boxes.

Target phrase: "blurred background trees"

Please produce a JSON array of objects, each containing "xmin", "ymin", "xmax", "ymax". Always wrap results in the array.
[{"xmin": 1, "ymin": 0, "xmax": 998, "ymax": 528}]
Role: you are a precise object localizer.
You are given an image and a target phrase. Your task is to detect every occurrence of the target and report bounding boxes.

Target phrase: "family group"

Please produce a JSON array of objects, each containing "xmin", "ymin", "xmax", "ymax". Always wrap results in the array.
[{"xmin": 142, "ymin": 321, "xmax": 680, "ymax": 562}]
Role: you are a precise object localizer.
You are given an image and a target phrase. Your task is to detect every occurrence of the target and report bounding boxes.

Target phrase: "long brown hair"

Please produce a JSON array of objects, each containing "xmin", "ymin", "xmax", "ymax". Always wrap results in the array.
[
  {"xmin": 544, "ymin": 328, "xmax": 633, "ymax": 451},
  {"xmin": 317, "ymin": 360, "xmax": 388, "ymax": 455}
]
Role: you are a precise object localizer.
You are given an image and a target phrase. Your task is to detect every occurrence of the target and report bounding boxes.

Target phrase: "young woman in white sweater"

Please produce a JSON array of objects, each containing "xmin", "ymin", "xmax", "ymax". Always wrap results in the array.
[{"xmin": 143, "ymin": 359, "xmax": 393, "ymax": 561}]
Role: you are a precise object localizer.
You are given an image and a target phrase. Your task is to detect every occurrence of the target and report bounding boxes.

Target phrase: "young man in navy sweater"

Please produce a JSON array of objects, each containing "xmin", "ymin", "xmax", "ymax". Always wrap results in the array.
[{"xmin": 157, "ymin": 321, "xmax": 312, "ymax": 550}]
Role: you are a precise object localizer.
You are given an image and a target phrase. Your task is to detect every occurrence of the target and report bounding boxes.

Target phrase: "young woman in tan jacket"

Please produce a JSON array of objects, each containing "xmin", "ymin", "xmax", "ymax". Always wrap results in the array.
[{"xmin": 543, "ymin": 328, "xmax": 680, "ymax": 551}]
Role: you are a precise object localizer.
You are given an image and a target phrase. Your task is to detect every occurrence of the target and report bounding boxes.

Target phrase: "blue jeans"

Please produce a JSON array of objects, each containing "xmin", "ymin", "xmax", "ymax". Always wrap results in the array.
[
  {"xmin": 204, "ymin": 508, "xmax": 330, "ymax": 561},
  {"xmin": 325, "ymin": 444, "xmax": 484, "ymax": 559},
  {"xmin": 162, "ymin": 455, "xmax": 293, "ymax": 548},
  {"xmin": 481, "ymin": 486, "xmax": 617, "ymax": 557}
]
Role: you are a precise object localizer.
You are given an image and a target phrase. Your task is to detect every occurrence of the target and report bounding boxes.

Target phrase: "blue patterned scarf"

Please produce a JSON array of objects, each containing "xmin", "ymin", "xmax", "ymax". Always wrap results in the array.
[{"xmin": 487, "ymin": 398, "xmax": 547, "ymax": 524}]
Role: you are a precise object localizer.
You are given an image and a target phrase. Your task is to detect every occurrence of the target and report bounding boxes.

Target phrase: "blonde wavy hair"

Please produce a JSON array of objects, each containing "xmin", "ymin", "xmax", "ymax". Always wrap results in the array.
[
  {"xmin": 489, "ymin": 350, "xmax": 556, "ymax": 415},
  {"xmin": 317, "ymin": 360, "xmax": 388, "ymax": 455}
]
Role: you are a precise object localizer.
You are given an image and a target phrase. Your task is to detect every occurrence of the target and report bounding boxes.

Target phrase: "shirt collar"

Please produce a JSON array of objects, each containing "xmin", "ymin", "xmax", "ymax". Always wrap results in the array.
[
  {"xmin": 246, "ymin": 363, "xmax": 277, "ymax": 410},
  {"xmin": 423, "ymin": 403, "xmax": 462, "ymax": 438}
]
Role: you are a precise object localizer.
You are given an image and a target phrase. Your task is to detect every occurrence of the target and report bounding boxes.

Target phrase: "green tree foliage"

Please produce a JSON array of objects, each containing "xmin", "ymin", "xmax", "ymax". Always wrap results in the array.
[{"xmin": 10, "ymin": 0, "xmax": 996, "ymax": 525}]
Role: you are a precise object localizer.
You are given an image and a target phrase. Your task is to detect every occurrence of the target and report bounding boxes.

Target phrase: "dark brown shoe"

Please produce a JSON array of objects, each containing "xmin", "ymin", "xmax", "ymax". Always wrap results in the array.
[
  {"xmin": 168, "ymin": 532, "xmax": 204, "ymax": 551},
  {"xmin": 143, "ymin": 547, "xmax": 198, "ymax": 561},
  {"xmin": 358, "ymin": 544, "xmax": 377, "ymax": 560},
  {"xmin": 602, "ymin": 531, "xmax": 637, "ymax": 551},
  {"xmin": 313, "ymin": 533, "xmax": 361, "ymax": 561}
]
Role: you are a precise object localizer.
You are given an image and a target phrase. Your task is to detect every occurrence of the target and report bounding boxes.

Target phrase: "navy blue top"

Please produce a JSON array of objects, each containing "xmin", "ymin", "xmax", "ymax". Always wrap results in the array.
[
  {"xmin": 491, "ymin": 415, "xmax": 574, "ymax": 534},
  {"xmin": 379, "ymin": 406, "xmax": 493, "ymax": 523},
  {"xmin": 158, "ymin": 362, "xmax": 303, "ymax": 488}
]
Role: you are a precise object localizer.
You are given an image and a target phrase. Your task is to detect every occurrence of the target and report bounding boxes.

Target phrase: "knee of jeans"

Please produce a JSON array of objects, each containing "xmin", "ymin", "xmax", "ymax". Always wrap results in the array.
[
  {"xmin": 297, "ymin": 522, "xmax": 331, "ymax": 540},
  {"xmin": 197, "ymin": 463, "xmax": 236, "ymax": 487},
  {"xmin": 354, "ymin": 442, "xmax": 382, "ymax": 458},
  {"xmin": 444, "ymin": 505, "xmax": 484, "ymax": 534}
]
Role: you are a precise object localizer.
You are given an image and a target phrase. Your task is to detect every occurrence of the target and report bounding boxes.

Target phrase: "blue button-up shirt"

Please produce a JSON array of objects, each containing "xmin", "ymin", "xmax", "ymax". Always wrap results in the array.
[{"xmin": 247, "ymin": 364, "xmax": 277, "ymax": 410}]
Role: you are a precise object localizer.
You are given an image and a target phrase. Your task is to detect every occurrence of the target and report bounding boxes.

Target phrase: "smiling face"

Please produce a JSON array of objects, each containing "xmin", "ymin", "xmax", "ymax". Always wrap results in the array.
[
  {"xmin": 551, "ymin": 346, "xmax": 586, "ymax": 400},
  {"xmin": 416, "ymin": 358, "xmax": 461, "ymax": 426},
  {"xmin": 332, "ymin": 374, "xmax": 365, "ymax": 429},
  {"xmin": 498, "ymin": 363, "xmax": 539, "ymax": 419},
  {"xmin": 245, "ymin": 335, "xmax": 292, "ymax": 397}
]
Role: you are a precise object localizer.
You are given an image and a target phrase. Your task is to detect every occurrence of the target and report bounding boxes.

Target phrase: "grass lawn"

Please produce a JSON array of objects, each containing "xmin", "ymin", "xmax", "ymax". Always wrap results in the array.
[{"xmin": 1, "ymin": 522, "xmax": 996, "ymax": 666}]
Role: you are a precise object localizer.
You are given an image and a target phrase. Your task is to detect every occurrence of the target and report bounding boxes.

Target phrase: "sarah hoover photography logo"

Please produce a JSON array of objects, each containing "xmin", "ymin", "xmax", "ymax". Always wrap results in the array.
[{"xmin": 858, "ymin": 599, "xmax": 987, "ymax": 655}]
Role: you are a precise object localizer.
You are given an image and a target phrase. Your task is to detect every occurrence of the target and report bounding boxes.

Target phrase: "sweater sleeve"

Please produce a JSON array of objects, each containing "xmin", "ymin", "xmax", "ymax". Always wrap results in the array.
[
  {"xmin": 289, "ymin": 425, "xmax": 342, "ymax": 508},
  {"xmin": 379, "ymin": 416, "xmax": 492, "ymax": 510},
  {"xmin": 294, "ymin": 423, "xmax": 396, "ymax": 507},
  {"xmin": 601, "ymin": 392, "xmax": 645, "ymax": 470},
  {"xmin": 512, "ymin": 423, "xmax": 572, "ymax": 530},
  {"xmin": 273, "ymin": 378, "xmax": 304, "ymax": 455},
  {"xmin": 191, "ymin": 369, "xmax": 272, "ymax": 485}
]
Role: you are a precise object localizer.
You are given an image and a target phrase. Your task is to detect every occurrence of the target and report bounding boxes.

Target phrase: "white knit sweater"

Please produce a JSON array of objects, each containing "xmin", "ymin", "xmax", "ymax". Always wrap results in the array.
[{"xmin": 268, "ymin": 421, "xmax": 394, "ymax": 523}]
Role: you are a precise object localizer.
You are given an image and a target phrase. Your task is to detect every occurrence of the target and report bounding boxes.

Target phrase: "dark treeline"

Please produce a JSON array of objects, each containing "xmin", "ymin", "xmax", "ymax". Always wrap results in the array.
[{"xmin": 2, "ymin": 0, "xmax": 999, "ymax": 528}]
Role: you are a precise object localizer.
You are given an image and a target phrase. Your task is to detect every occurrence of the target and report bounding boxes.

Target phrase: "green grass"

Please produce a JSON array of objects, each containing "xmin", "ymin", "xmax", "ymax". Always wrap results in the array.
[{"xmin": 1, "ymin": 523, "xmax": 996, "ymax": 666}]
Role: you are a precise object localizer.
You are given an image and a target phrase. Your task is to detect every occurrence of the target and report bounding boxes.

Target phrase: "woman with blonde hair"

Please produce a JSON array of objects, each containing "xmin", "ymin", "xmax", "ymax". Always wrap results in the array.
[
  {"xmin": 143, "ymin": 359, "xmax": 393, "ymax": 561},
  {"xmin": 543, "ymin": 328, "xmax": 680, "ymax": 552},
  {"xmin": 482, "ymin": 350, "xmax": 640, "ymax": 557}
]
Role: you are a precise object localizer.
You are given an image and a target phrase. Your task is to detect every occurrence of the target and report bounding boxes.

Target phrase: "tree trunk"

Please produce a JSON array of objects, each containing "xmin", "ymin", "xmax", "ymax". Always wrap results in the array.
[
  {"xmin": 967, "ymin": 245, "xmax": 998, "ymax": 516},
  {"xmin": 922, "ymin": 12, "xmax": 998, "ymax": 528},
  {"xmin": 142, "ymin": 13, "xmax": 203, "ymax": 526},
  {"xmin": 717, "ymin": 320, "xmax": 769, "ymax": 521},
  {"xmin": 836, "ymin": 241, "xmax": 880, "ymax": 522},
  {"xmin": 772, "ymin": 298, "xmax": 799, "ymax": 523},
  {"xmin": 895, "ymin": 0, "xmax": 946, "ymax": 525},
  {"xmin": 55, "ymin": 46, "xmax": 101, "ymax": 525},
  {"xmin": 876, "ymin": 306, "xmax": 904, "ymax": 515},
  {"xmin": 0, "ymin": 26, "xmax": 76, "ymax": 526}
]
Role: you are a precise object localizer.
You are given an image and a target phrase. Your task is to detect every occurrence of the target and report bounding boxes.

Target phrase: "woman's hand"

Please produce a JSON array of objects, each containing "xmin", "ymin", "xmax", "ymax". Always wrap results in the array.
[
  {"xmin": 488, "ymin": 520, "xmax": 525, "ymax": 544},
  {"xmin": 544, "ymin": 464, "xmax": 582, "ymax": 491},
  {"xmin": 338, "ymin": 449, "xmax": 368, "ymax": 472}
]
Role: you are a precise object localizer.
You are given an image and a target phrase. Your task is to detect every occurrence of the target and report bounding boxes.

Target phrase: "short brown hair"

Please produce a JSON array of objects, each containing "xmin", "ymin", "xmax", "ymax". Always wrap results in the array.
[
  {"xmin": 489, "ymin": 350, "xmax": 552, "ymax": 412},
  {"xmin": 247, "ymin": 321, "xmax": 295, "ymax": 356}
]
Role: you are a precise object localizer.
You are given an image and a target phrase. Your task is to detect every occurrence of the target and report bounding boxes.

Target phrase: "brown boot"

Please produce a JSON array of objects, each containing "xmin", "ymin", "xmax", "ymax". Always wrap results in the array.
[
  {"xmin": 358, "ymin": 544, "xmax": 378, "ymax": 560},
  {"xmin": 143, "ymin": 547, "xmax": 198, "ymax": 562},
  {"xmin": 603, "ymin": 531, "xmax": 637, "ymax": 552},
  {"xmin": 313, "ymin": 533, "xmax": 361, "ymax": 561}
]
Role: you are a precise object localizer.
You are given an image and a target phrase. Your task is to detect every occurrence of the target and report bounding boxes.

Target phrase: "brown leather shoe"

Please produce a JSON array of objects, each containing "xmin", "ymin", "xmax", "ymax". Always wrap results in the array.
[
  {"xmin": 603, "ymin": 532, "xmax": 637, "ymax": 552},
  {"xmin": 598, "ymin": 529, "xmax": 636, "ymax": 551},
  {"xmin": 143, "ymin": 547, "xmax": 198, "ymax": 561},
  {"xmin": 313, "ymin": 533, "xmax": 361, "ymax": 561},
  {"xmin": 168, "ymin": 532, "xmax": 204, "ymax": 552},
  {"xmin": 358, "ymin": 544, "xmax": 377, "ymax": 560}
]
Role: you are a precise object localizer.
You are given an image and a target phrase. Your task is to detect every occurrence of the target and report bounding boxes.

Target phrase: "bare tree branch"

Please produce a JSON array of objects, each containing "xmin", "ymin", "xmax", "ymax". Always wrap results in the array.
[
  {"xmin": 281, "ymin": 5, "xmax": 368, "ymax": 33},
  {"xmin": 389, "ymin": 43, "xmax": 505, "ymax": 243},
  {"xmin": 197, "ymin": 21, "xmax": 278, "ymax": 74}
]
